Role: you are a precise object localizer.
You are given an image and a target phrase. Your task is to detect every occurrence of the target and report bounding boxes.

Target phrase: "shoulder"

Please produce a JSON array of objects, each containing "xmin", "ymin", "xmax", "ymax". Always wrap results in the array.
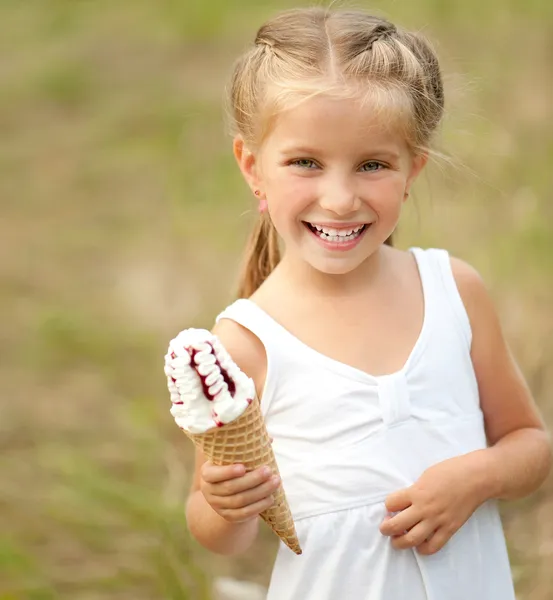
[
  {"xmin": 449, "ymin": 257, "xmax": 489, "ymax": 309},
  {"xmin": 448, "ymin": 256, "xmax": 496, "ymax": 330},
  {"xmin": 212, "ymin": 314, "xmax": 267, "ymax": 396}
]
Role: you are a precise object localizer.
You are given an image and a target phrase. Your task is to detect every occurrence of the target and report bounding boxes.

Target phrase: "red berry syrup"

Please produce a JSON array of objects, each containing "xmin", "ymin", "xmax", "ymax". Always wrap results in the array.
[{"xmin": 188, "ymin": 342, "xmax": 236, "ymax": 401}]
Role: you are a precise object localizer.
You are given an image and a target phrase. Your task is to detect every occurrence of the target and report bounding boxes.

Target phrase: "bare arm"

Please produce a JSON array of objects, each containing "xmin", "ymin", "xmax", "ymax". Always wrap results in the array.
[
  {"xmin": 184, "ymin": 318, "xmax": 273, "ymax": 555},
  {"xmin": 185, "ymin": 449, "xmax": 261, "ymax": 555},
  {"xmin": 451, "ymin": 257, "xmax": 552, "ymax": 502}
]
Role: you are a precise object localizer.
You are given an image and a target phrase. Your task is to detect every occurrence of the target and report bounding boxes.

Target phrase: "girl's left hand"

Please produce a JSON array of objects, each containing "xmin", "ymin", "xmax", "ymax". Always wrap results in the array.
[{"xmin": 380, "ymin": 453, "xmax": 489, "ymax": 555}]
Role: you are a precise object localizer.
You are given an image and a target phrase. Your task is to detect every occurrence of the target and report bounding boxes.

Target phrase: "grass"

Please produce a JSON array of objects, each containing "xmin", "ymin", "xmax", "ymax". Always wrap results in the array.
[{"xmin": 1, "ymin": 0, "xmax": 552, "ymax": 598}]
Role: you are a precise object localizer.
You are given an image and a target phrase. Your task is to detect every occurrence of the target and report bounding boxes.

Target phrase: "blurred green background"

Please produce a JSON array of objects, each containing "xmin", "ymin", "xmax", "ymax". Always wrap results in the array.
[{"xmin": 1, "ymin": 0, "xmax": 552, "ymax": 598}]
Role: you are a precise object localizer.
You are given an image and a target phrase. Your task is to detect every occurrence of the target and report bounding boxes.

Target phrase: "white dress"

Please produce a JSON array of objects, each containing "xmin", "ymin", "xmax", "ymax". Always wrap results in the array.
[{"xmin": 216, "ymin": 248, "xmax": 516, "ymax": 600}]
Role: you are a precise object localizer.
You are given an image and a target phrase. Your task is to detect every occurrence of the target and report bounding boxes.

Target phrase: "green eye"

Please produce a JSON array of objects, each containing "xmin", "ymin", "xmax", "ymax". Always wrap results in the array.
[
  {"xmin": 292, "ymin": 159, "xmax": 317, "ymax": 169},
  {"xmin": 360, "ymin": 161, "xmax": 384, "ymax": 172}
]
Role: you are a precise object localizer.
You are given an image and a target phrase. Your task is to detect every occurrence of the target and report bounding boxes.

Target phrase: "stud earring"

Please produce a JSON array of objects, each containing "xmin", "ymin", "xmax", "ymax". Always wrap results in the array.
[{"xmin": 254, "ymin": 189, "xmax": 267, "ymax": 213}]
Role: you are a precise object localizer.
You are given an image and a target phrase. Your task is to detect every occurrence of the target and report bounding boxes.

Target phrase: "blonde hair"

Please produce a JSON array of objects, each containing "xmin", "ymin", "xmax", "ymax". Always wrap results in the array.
[{"xmin": 229, "ymin": 7, "xmax": 445, "ymax": 298}]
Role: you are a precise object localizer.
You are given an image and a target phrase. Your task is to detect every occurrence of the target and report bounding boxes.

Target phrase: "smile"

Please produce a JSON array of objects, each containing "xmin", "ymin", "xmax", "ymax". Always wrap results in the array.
[
  {"xmin": 304, "ymin": 222, "xmax": 368, "ymax": 242},
  {"xmin": 303, "ymin": 221, "xmax": 371, "ymax": 251}
]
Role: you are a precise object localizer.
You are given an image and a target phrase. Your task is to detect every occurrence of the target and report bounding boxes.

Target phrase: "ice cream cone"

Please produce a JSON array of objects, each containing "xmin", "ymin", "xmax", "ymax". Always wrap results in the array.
[{"xmin": 185, "ymin": 398, "xmax": 302, "ymax": 555}]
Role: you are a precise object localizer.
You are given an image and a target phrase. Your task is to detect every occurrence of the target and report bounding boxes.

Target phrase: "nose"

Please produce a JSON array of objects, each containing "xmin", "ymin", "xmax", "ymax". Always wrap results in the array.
[{"xmin": 318, "ymin": 174, "xmax": 361, "ymax": 216}]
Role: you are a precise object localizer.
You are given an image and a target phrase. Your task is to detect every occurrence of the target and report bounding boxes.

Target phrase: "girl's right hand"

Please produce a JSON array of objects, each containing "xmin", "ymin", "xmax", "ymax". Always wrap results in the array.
[{"xmin": 200, "ymin": 462, "xmax": 281, "ymax": 523}]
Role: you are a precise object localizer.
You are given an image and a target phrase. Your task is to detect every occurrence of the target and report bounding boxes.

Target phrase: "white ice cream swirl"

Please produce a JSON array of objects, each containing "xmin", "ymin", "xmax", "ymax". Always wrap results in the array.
[{"xmin": 164, "ymin": 328, "xmax": 255, "ymax": 434}]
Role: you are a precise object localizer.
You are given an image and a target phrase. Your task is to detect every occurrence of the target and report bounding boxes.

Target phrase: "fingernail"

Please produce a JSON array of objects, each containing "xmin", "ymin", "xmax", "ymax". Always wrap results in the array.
[
  {"xmin": 262, "ymin": 466, "xmax": 272, "ymax": 476},
  {"xmin": 272, "ymin": 475, "xmax": 280, "ymax": 485}
]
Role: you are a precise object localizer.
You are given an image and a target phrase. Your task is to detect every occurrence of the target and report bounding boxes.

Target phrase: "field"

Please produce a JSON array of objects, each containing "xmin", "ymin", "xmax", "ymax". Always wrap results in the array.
[{"xmin": 1, "ymin": 1, "xmax": 552, "ymax": 598}]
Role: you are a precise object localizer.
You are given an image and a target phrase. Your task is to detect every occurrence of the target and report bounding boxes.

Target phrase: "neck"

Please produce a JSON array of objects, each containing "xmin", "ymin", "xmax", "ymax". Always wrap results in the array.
[{"xmin": 274, "ymin": 246, "xmax": 389, "ymax": 299}]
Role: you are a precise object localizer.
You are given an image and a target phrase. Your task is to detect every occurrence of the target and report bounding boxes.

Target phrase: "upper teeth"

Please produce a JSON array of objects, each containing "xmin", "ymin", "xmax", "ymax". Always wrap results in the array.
[{"xmin": 311, "ymin": 224, "xmax": 364, "ymax": 237}]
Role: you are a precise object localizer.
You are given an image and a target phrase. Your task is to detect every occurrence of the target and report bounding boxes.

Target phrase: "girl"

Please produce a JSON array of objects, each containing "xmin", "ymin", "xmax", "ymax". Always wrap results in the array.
[{"xmin": 185, "ymin": 7, "xmax": 551, "ymax": 600}]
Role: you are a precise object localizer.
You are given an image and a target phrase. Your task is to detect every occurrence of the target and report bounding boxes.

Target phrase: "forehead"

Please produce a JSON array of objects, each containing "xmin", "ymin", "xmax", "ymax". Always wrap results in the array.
[{"xmin": 264, "ymin": 94, "xmax": 410, "ymax": 154}]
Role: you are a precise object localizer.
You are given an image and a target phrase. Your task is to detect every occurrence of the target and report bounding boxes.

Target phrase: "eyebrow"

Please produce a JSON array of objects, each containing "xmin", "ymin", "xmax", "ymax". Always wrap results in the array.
[{"xmin": 279, "ymin": 146, "xmax": 401, "ymax": 161}]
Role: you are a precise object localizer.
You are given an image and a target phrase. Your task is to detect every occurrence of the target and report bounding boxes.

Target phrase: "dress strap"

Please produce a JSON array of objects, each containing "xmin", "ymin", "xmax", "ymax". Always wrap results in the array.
[
  {"xmin": 215, "ymin": 299, "xmax": 284, "ymax": 414},
  {"xmin": 410, "ymin": 247, "xmax": 472, "ymax": 347},
  {"xmin": 215, "ymin": 299, "xmax": 286, "ymax": 351}
]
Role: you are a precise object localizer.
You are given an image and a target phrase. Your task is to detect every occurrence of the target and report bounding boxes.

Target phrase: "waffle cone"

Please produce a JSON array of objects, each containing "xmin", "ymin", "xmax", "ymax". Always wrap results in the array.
[{"xmin": 186, "ymin": 399, "xmax": 302, "ymax": 555}]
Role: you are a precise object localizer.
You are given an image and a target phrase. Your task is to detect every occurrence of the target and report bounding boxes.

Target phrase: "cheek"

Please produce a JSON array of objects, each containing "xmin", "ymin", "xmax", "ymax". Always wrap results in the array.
[
  {"xmin": 267, "ymin": 175, "xmax": 315, "ymax": 210},
  {"xmin": 366, "ymin": 179, "xmax": 406, "ymax": 212},
  {"xmin": 269, "ymin": 171, "xmax": 311, "ymax": 193}
]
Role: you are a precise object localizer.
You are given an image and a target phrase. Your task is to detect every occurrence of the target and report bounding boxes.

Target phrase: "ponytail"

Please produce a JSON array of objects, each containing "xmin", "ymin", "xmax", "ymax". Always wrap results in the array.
[{"xmin": 237, "ymin": 213, "xmax": 281, "ymax": 298}]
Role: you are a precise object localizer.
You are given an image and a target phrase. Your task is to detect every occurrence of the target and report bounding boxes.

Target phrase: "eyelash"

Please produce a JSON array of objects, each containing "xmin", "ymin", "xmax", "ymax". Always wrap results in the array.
[{"xmin": 290, "ymin": 159, "xmax": 386, "ymax": 172}]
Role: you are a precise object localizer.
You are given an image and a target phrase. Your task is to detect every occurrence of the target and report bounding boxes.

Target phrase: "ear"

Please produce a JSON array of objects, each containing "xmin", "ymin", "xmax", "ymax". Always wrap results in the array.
[
  {"xmin": 233, "ymin": 136, "xmax": 263, "ymax": 195},
  {"xmin": 404, "ymin": 152, "xmax": 428, "ymax": 199}
]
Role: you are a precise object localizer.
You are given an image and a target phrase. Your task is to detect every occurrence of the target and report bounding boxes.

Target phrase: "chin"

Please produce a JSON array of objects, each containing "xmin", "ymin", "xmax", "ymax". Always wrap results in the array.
[{"xmin": 306, "ymin": 256, "xmax": 366, "ymax": 276}]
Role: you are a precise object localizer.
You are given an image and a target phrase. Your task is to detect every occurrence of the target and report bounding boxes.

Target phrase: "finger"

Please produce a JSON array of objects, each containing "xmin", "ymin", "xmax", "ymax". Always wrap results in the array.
[
  {"xmin": 391, "ymin": 521, "xmax": 436, "ymax": 550},
  {"xmin": 385, "ymin": 488, "xmax": 412, "ymax": 513},
  {"xmin": 219, "ymin": 475, "xmax": 281, "ymax": 510},
  {"xmin": 221, "ymin": 494, "xmax": 276, "ymax": 523},
  {"xmin": 207, "ymin": 466, "xmax": 274, "ymax": 496},
  {"xmin": 380, "ymin": 507, "xmax": 421, "ymax": 537},
  {"xmin": 201, "ymin": 462, "xmax": 246, "ymax": 484},
  {"xmin": 416, "ymin": 528, "xmax": 450, "ymax": 556}
]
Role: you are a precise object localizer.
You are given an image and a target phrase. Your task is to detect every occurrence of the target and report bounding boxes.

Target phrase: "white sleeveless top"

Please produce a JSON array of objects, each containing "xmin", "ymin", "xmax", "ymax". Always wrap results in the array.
[{"xmin": 216, "ymin": 248, "xmax": 515, "ymax": 600}]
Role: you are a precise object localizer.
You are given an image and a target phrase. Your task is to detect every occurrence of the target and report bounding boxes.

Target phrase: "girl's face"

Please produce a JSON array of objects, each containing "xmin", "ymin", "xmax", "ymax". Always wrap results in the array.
[{"xmin": 235, "ymin": 95, "xmax": 427, "ymax": 276}]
